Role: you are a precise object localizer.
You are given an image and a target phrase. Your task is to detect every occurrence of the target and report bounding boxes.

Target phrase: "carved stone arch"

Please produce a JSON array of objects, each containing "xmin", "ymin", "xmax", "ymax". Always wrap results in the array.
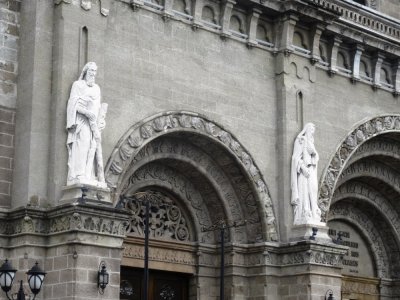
[
  {"xmin": 333, "ymin": 182, "xmax": 400, "ymax": 250},
  {"xmin": 328, "ymin": 204, "xmax": 390, "ymax": 278},
  {"xmin": 124, "ymin": 163, "xmax": 215, "ymax": 243},
  {"xmin": 337, "ymin": 160, "xmax": 400, "ymax": 193},
  {"xmin": 105, "ymin": 111, "xmax": 278, "ymax": 242},
  {"xmin": 318, "ymin": 114, "xmax": 400, "ymax": 221}
]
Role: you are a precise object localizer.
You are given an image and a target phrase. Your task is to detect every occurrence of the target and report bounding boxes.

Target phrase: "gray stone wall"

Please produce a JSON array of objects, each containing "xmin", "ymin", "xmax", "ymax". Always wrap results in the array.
[
  {"xmin": 0, "ymin": 0, "xmax": 20, "ymax": 109},
  {"xmin": 379, "ymin": 0, "xmax": 400, "ymax": 19}
]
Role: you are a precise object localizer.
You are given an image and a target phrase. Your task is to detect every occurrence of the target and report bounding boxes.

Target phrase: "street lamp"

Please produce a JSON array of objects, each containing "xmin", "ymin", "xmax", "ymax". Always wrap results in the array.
[
  {"xmin": 98, "ymin": 261, "xmax": 109, "ymax": 294},
  {"xmin": 0, "ymin": 260, "xmax": 46, "ymax": 300}
]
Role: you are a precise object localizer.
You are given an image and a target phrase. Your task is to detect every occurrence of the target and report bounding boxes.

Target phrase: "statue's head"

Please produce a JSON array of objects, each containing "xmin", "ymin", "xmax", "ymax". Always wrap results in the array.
[
  {"xmin": 79, "ymin": 62, "xmax": 97, "ymax": 86},
  {"xmin": 303, "ymin": 123, "xmax": 315, "ymax": 136}
]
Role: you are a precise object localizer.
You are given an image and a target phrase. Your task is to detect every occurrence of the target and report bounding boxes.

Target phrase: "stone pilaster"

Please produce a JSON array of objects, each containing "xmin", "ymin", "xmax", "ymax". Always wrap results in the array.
[
  {"xmin": 278, "ymin": 13, "xmax": 298, "ymax": 54},
  {"xmin": 220, "ymin": 0, "xmax": 236, "ymax": 39},
  {"xmin": 328, "ymin": 36, "xmax": 342, "ymax": 75},
  {"xmin": 351, "ymin": 44, "xmax": 364, "ymax": 82},
  {"xmin": 372, "ymin": 52, "xmax": 385, "ymax": 88},
  {"xmin": 247, "ymin": 8, "xmax": 262, "ymax": 47},
  {"xmin": 310, "ymin": 23, "xmax": 325, "ymax": 64}
]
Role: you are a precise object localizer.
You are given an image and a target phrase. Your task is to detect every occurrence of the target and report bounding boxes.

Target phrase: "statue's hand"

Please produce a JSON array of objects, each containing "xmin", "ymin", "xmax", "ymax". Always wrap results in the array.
[
  {"xmin": 85, "ymin": 111, "xmax": 96, "ymax": 123},
  {"xmin": 301, "ymin": 166, "xmax": 310, "ymax": 178}
]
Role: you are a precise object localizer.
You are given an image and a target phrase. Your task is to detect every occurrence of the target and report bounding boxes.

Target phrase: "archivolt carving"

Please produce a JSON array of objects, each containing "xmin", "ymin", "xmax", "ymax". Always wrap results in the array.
[
  {"xmin": 337, "ymin": 161, "xmax": 400, "ymax": 193},
  {"xmin": 348, "ymin": 138, "xmax": 400, "ymax": 164},
  {"xmin": 333, "ymin": 182, "xmax": 400, "ymax": 236},
  {"xmin": 123, "ymin": 136, "xmax": 262, "ymax": 242},
  {"xmin": 319, "ymin": 115, "xmax": 400, "ymax": 221},
  {"xmin": 328, "ymin": 204, "xmax": 390, "ymax": 278},
  {"xmin": 105, "ymin": 111, "xmax": 277, "ymax": 241}
]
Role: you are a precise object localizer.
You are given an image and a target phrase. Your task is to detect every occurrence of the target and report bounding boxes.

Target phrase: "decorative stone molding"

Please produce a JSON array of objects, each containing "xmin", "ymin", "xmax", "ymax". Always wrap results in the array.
[
  {"xmin": 333, "ymin": 182, "xmax": 400, "ymax": 237},
  {"xmin": 123, "ymin": 244, "xmax": 196, "ymax": 265},
  {"xmin": 0, "ymin": 205, "xmax": 130, "ymax": 237},
  {"xmin": 318, "ymin": 115, "xmax": 400, "ymax": 220},
  {"xmin": 105, "ymin": 111, "xmax": 278, "ymax": 241}
]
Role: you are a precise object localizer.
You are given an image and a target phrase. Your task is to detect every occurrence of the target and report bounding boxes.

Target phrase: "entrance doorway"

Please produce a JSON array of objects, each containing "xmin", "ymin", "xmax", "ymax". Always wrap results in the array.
[{"xmin": 120, "ymin": 266, "xmax": 190, "ymax": 300}]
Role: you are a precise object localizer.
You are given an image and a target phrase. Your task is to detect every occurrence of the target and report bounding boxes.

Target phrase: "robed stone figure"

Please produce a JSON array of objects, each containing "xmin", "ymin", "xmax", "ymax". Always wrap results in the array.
[
  {"xmin": 291, "ymin": 123, "xmax": 321, "ymax": 225},
  {"xmin": 66, "ymin": 62, "xmax": 108, "ymax": 187}
]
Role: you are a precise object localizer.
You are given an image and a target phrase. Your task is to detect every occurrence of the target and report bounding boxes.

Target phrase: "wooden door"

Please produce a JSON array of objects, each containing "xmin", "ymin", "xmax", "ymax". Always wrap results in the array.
[{"xmin": 120, "ymin": 267, "xmax": 189, "ymax": 300}]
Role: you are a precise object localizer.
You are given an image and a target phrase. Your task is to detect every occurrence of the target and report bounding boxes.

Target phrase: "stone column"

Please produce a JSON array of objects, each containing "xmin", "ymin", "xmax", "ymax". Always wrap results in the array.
[
  {"xmin": 247, "ymin": 8, "xmax": 262, "ymax": 47},
  {"xmin": 310, "ymin": 23, "xmax": 325, "ymax": 64},
  {"xmin": 372, "ymin": 52, "xmax": 385, "ymax": 88},
  {"xmin": 392, "ymin": 59, "xmax": 400, "ymax": 95},
  {"xmin": 220, "ymin": 0, "xmax": 236, "ymax": 39},
  {"xmin": 192, "ymin": 0, "xmax": 205, "ymax": 29},
  {"xmin": 278, "ymin": 13, "xmax": 298, "ymax": 53},
  {"xmin": 351, "ymin": 44, "xmax": 364, "ymax": 82},
  {"xmin": 328, "ymin": 36, "xmax": 342, "ymax": 75},
  {"xmin": 12, "ymin": 0, "xmax": 54, "ymax": 208}
]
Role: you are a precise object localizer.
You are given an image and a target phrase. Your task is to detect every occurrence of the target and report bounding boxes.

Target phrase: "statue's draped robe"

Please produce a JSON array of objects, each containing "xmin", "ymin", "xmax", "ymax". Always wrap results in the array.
[
  {"xmin": 66, "ymin": 80, "xmax": 101, "ymax": 184},
  {"xmin": 291, "ymin": 135, "xmax": 319, "ymax": 225}
]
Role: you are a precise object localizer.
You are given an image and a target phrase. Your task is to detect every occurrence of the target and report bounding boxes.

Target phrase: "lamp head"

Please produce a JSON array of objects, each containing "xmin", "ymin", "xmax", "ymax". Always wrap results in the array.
[
  {"xmin": 0, "ymin": 259, "xmax": 16, "ymax": 293},
  {"xmin": 26, "ymin": 262, "xmax": 46, "ymax": 295},
  {"xmin": 98, "ymin": 262, "xmax": 109, "ymax": 293}
]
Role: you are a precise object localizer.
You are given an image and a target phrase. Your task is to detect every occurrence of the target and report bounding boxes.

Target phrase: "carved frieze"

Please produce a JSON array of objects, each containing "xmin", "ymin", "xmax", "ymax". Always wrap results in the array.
[
  {"xmin": 0, "ymin": 206, "xmax": 129, "ymax": 237},
  {"xmin": 123, "ymin": 244, "xmax": 196, "ymax": 265},
  {"xmin": 319, "ymin": 115, "xmax": 400, "ymax": 221},
  {"xmin": 105, "ymin": 112, "xmax": 278, "ymax": 241}
]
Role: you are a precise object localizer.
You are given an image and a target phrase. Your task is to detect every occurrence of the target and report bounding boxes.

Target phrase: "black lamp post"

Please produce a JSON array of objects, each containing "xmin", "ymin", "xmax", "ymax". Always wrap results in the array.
[
  {"xmin": 0, "ymin": 260, "xmax": 46, "ymax": 300},
  {"xmin": 202, "ymin": 219, "xmax": 248, "ymax": 300}
]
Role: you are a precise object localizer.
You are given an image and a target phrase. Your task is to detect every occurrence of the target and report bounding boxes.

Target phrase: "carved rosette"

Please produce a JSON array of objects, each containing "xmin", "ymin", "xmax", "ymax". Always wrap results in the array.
[
  {"xmin": 105, "ymin": 111, "xmax": 278, "ymax": 241},
  {"xmin": 319, "ymin": 115, "xmax": 400, "ymax": 221}
]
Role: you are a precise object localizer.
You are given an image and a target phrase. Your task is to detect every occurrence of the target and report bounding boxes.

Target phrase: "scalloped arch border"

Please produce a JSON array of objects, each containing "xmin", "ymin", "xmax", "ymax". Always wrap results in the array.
[
  {"xmin": 105, "ymin": 111, "xmax": 278, "ymax": 241},
  {"xmin": 319, "ymin": 114, "xmax": 400, "ymax": 221}
]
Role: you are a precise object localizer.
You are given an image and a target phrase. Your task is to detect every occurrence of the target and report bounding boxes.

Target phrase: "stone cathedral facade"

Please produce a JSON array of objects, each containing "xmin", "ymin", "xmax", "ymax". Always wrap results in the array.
[{"xmin": 0, "ymin": 0, "xmax": 399, "ymax": 299}]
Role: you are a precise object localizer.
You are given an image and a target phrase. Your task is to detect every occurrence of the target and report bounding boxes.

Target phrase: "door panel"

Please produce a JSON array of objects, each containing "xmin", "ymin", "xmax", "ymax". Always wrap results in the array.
[{"xmin": 120, "ymin": 267, "xmax": 189, "ymax": 300}]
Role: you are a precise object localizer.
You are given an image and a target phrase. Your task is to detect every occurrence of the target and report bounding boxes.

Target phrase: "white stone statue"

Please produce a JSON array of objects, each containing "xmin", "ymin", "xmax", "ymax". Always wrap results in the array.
[
  {"xmin": 291, "ymin": 123, "xmax": 321, "ymax": 225},
  {"xmin": 66, "ymin": 62, "xmax": 108, "ymax": 187}
]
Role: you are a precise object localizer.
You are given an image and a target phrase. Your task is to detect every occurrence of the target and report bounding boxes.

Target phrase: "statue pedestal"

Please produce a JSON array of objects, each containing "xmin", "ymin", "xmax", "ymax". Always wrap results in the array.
[
  {"xmin": 289, "ymin": 222, "xmax": 332, "ymax": 243},
  {"xmin": 60, "ymin": 183, "xmax": 112, "ymax": 206}
]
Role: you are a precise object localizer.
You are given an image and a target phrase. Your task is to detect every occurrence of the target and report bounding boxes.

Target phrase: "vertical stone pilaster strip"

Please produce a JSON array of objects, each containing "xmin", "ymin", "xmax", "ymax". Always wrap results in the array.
[
  {"xmin": 392, "ymin": 59, "xmax": 400, "ymax": 95},
  {"xmin": 329, "ymin": 36, "xmax": 342, "ymax": 75},
  {"xmin": 352, "ymin": 44, "xmax": 364, "ymax": 81},
  {"xmin": 192, "ymin": 0, "xmax": 205, "ymax": 28},
  {"xmin": 372, "ymin": 52, "xmax": 385, "ymax": 88},
  {"xmin": 278, "ymin": 13, "xmax": 298, "ymax": 53},
  {"xmin": 247, "ymin": 8, "xmax": 262, "ymax": 47},
  {"xmin": 220, "ymin": 0, "xmax": 236, "ymax": 38},
  {"xmin": 310, "ymin": 23, "xmax": 325, "ymax": 63}
]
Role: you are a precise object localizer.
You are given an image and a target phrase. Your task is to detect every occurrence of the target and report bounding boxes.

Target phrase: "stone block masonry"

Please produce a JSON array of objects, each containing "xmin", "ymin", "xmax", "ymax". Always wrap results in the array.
[
  {"xmin": 0, "ymin": 0, "xmax": 20, "ymax": 109},
  {"xmin": 0, "ymin": 105, "xmax": 14, "ymax": 207}
]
